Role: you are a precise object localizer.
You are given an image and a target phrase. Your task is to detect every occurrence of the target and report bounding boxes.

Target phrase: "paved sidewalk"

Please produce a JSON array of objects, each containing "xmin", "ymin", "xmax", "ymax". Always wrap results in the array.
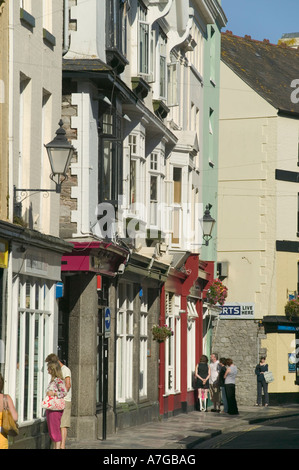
[{"xmin": 65, "ymin": 404, "xmax": 299, "ymax": 450}]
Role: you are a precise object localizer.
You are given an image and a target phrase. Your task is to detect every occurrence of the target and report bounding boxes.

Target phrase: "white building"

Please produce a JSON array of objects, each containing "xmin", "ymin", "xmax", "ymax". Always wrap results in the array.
[{"xmin": 0, "ymin": 1, "xmax": 71, "ymax": 447}]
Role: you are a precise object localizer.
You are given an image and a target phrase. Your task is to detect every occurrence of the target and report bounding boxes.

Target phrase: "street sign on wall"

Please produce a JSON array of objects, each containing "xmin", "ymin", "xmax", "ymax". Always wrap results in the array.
[
  {"xmin": 220, "ymin": 303, "xmax": 255, "ymax": 319},
  {"xmin": 105, "ymin": 307, "xmax": 111, "ymax": 338}
]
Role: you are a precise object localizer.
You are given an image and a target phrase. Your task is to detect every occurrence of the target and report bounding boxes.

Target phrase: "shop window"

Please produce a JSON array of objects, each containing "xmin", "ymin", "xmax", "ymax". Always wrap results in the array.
[
  {"xmin": 116, "ymin": 282, "xmax": 134, "ymax": 402},
  {"xmin": 187, "ymin": 300, "xmax": 198, "ymax": 389},
  {"xmin": 15, "ymin": 276, "xmax": 53, "ymax": 423},
  {"xmin": 139, "ymin": 288, "xmax": 148, "ymax": 398},
  {"xmin": 165, "ymin": 293, "xmax": 181, "ymax": 394}
]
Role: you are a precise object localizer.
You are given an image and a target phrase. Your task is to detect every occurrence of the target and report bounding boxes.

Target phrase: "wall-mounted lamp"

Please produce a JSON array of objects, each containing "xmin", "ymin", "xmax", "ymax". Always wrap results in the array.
[
  {"xmin": 201, "ymin": 204, "xmax": 216, "ymax": 246},
  {"xmin": 14, "ymin": 120, "xmax": 75, "ymax": 214}
]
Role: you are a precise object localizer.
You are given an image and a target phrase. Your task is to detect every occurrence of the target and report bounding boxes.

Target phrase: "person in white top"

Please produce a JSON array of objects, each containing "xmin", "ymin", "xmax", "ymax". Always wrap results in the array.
[
  {"xmin": 209, "ymin": 353, "xmax": 221, "ymax": 412},
  {"xmin": 45, "ymin": 354, "xmax": 72, "ymax": 449}
]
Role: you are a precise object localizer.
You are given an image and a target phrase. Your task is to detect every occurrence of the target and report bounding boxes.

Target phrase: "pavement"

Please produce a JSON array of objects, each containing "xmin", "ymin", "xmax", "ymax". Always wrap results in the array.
[{"xmin": 65, "ymin": 404, "xmax": 299, "ymax": 450}]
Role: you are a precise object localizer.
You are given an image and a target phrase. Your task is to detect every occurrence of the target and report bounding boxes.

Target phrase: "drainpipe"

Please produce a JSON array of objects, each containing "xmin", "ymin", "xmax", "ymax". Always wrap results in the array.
[
  {"xmin": 63, "ymin": 0, "xmax": 70, "ymax": 56},
  {"xmin": 8, "ymin": 1, "xmax": 14, "ymax": 221}
]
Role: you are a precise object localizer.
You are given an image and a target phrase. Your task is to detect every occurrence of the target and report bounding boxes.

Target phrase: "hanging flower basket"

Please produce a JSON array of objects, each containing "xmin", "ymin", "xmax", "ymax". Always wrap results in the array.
[
  {"xmin": 152, "ymin": 324, "xmax": 173, "ymax": 343},
  {"xmin": 206, "ymin": 279, "xmax": 228, "ymax": 306},
  {"xmin": 285, "ymin": 298, "xmax": 299, "ymax": 320}
]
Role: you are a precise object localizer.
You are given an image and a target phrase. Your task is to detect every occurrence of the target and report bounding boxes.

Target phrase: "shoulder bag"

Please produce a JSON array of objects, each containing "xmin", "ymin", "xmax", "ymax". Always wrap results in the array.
[
  {"xmin": 264, "ymin": 370, "xmax": 274, "ymax": 383},
  {"xmin": 2, "ymin": 395, "xmax": 19, "ymax": 436},
  {"xmin": 42, "ymin": 395, "xmax": 65, "ymax": 411}
]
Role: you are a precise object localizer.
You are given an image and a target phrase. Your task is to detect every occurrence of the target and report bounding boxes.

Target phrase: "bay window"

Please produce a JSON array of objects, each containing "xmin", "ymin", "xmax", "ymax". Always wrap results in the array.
[
  {"xmin": 99, "ymin": 109, "xmax": 123, "ymax": 206},
  {"xmin": 106, "ymin": 0, "xmax": 129, "ymax": 57}
]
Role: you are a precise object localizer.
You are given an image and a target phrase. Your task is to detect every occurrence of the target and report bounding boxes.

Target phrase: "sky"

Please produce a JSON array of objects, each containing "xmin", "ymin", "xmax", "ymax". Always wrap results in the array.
[{"xmin": 221, "ymin": 0, "xmax": 299, "ymax": 44}]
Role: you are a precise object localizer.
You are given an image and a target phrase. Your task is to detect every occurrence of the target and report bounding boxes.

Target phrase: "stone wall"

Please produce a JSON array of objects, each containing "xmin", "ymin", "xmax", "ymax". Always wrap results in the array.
[
  {"xmin": 60, "ymin": 90, "xmax": 78, "ymax": 239},
  {"xmin": 211, "ymin": 318, "xmax": 266, "ymax": 405}
]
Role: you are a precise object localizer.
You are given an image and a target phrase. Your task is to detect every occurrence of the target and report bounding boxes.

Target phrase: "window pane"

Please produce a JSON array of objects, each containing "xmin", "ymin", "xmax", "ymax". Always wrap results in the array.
[
  {"xmin": 160, "ymin": 56, "xmax": 166, "ymax": 98},
  {"xmin": 103, "ymin": 141, "xmax": 113, "ymax": 200},
  {"xmin": 103, "ymin": 114, "xmax": 113, "ymax": 134},
  {"xmin": 139, "ymin": 22, "xmax": 149, "ymax": 74},
  {"xmin": 130, "ymin": 159, "xmax": 136, "ymax": 204}
]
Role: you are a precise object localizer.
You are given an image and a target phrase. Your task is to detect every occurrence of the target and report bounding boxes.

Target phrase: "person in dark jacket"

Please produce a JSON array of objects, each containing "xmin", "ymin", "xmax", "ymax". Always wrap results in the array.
[
  {"xmin": 255, "ymin": 357, "xmax": 269, "ymax": 406},
  {"xmin": 219, "ymin": 358, "xmax": 228, "ymax": 413},
  {"xmin": 195, "ymin": 355, "xmax": 211, "ymax": 411}
]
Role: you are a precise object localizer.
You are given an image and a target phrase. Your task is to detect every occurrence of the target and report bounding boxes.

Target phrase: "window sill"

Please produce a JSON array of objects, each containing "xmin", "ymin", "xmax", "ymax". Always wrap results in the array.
[
  {"xmin": 152, "ymin": 99, "xmax": 170, "ymax": 120},
  {"xmin": 20, "ymin": 8, "xmax": 35, "ymax": 29},
  {"xmin": 132, "ymin": 76, "xmax": 151, "ymax": 100},
  {"xmin": 43, "ymin": 28, "xmax": 56, "ymax": 48},
  {"xmin": 106, "ymin": 48, "xmax": 128, "ymax": 74}
]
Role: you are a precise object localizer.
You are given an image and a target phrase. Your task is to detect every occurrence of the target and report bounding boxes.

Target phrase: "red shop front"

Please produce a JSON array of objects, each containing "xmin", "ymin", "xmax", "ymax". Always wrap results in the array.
[{"xmin": 158, "ymin": 253, "xmax": 214, "ymax": 417}]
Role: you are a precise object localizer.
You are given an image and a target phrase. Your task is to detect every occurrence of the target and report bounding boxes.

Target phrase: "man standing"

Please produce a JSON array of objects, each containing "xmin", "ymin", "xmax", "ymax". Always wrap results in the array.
[
  {"xmin": 45, "ymin": 354, "xmax": 72, "ymax": 449},
  {"xmin": 209, "ymin": 353, "xmax": 220, "ymax": 412}
]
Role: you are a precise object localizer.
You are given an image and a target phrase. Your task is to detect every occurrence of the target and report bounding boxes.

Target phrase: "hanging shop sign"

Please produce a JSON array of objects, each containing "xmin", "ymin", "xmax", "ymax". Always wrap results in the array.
[{"xmin": 220, "ymin": 303, "xmax": 255, "ymax": 319}]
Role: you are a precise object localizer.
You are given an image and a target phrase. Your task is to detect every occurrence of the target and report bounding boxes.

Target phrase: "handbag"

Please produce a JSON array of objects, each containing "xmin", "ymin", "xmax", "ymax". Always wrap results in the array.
[
  {"xmin": 264, "ymin": 371, "xmax": 274, "ymax": 383},
  {"xmin": 42, "ymin": 395, "xmax": 65, "ymax": 411},
  {"xmin": 2, "ymin": 395, "xmax": 19, "ymax": 437}
]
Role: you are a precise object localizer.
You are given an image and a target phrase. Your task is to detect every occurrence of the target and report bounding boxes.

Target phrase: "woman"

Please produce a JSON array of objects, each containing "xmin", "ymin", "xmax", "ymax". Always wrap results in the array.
[
  {"xmin": 0, "ymin": 373, "xmax": 18, "ymax": 449},
  {"xmin": 224, "ymin": 358, "xmax": 239, "ymax": 415},
  {"xmin": 45, "ymin": 362, "xmax": 67, "ymax": 449},
  {"xmin": 219, "ymin": 358, "xmax": 228, "ymax": 413},
  {"xmin": 195, "ymin": 355, "xmax": 210, "ymax": 411},
  {"xmin": 255, "ymin": 357, "xmax": 269, "ymax": 407}
]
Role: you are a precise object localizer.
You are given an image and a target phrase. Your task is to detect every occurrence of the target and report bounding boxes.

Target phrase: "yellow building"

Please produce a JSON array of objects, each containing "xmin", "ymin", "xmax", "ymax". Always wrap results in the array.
[{"xmin": 217, "ymin": 32, "xmax": 299, "ymax": 405}]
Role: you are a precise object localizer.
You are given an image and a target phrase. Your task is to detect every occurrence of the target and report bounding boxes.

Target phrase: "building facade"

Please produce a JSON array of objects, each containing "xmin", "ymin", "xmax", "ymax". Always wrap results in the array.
[
  {"xmin": 59, "ymin": 0, "xmax": 226, "ymax": 441},
  {"xmin": 1, "ymin": 1, "xmax": 72, "ymax": 448},
  {"xmin": 217, "ymin": 32, "xmax": 299, "ymax": 405}
]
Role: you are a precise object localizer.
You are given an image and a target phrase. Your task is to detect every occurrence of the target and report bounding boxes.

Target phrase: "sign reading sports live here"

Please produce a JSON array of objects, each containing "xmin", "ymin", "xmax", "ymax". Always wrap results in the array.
[{"xmin": 220, "ymin": 303, "xmax": 255, "ymax": 319}]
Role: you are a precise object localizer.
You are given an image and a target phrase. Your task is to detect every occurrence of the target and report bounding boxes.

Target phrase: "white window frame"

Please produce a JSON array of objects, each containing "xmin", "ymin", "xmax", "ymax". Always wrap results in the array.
[
  {"xmin": 159, "ymin": 31, "xmax": 167, "ymax": 99},
  {"xmin": 116, "ymin": 282, "xmax": 134, "ymax": 402},
  {"xmin": 187, "ymin": 299, "xmax": 198, "ymax": 390},
  {"xmin": 165, "ymin": 293, "xmax": 181, "ymax": 395},
  {"xmin": 43, "ymin": 0, "xmax": 52, "ymax": 33},
  {"xmin": 139, "ymin": 288, "xmax": 148, "ymax": 398},
  {"xmin": 128, "ymin": 132, "xmax": 146, "ymax": 219},
  {"xmin": 14, "ymin": 275, "xmax": 54, "ymax": 424},
  {"xmin": 138, "ymin": 2, "xmax": 150, "ymax": 77},
  {"xmin": 167, "ymin": 57, "xmax": 178, "ymax": 106},
  {"xmin": 148, "ymin": 149, "xmax": 165, "ymax": 228}
]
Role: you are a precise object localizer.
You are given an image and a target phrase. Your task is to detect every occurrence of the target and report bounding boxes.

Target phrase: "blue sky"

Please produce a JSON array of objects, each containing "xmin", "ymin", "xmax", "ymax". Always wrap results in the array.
[{"xmin": 221, "ymin": 0, "xmax": 299, "ymax": 44}]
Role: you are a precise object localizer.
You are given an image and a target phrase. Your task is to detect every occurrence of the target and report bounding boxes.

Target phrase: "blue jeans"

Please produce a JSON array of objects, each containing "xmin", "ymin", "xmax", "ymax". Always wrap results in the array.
[
  {"xmin": 257, "ymin": 380, "xmax": 269, "ymax": 405},
  {"xmin": 220, "ymin": 386, "xmax": 228, "ymax": 412}
]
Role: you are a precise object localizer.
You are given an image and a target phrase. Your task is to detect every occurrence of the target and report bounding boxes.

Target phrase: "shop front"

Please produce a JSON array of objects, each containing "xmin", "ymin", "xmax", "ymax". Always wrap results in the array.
[
  {"xmin": 59, "ymin": 239, "xmax": 129, "ymax": 440},
  {"xmin": 262, "ymin": 316, "xmax": 299, "ymax": 405},
  {"xmin": 0, "ymin": 221, "xmax": 71, "ymax": 449},
  {"xmin": 159, "ymin": 252, "xmax": 214, "ymax": 417}
]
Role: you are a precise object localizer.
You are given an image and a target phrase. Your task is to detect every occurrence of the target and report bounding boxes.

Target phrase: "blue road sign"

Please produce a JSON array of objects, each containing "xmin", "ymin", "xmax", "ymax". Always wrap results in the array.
[{"xmin": 105, "ymin": 307, "xmax": 111, "ymax": 338}]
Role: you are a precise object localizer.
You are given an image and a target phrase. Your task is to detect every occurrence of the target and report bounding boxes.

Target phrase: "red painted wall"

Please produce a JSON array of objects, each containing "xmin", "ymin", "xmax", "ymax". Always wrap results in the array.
[{"xmin": 158, "ymin": 255, "xmax": 214, "ymax": 416}]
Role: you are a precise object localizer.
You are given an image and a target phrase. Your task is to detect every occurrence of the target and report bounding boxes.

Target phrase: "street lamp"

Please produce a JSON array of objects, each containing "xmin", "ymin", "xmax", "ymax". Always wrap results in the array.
[
  {"xmin": 14, "ymin": 120, "xmax": 75, "ymax": 215},
  {"xmin": 201, "ymin": 204, "xmax": 216, "ymax": 246},
  {"xmin": 44, "ymin": 119, "xmax": 75, "ymax": 193}
]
